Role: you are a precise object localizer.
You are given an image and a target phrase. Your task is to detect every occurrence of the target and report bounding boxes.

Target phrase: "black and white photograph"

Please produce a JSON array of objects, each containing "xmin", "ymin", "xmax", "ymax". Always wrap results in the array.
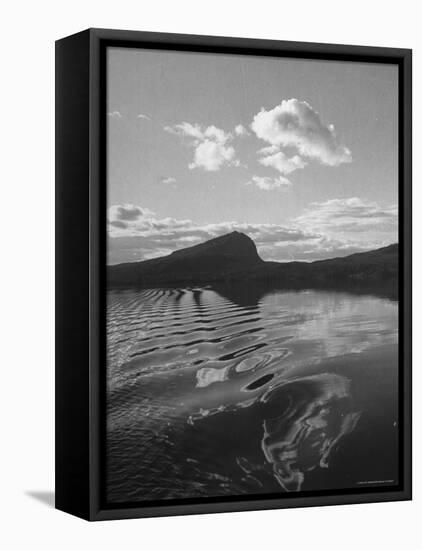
[
  {"xmin": 3, "ymin": 0, "xmax": 419, "ymax": 545},
  {"xmin": 105, "ymin": 46, "xmax": 401, "ymax": 505}
]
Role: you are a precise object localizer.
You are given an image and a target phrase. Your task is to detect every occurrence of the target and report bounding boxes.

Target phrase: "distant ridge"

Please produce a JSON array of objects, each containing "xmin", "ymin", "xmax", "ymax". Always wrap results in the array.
[{"xmin": 108, "ymin": 231, "xmax": 398, "ymax": 290}]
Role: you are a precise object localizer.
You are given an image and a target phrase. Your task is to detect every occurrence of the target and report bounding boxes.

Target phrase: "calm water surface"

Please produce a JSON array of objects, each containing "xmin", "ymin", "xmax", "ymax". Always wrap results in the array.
[{"xmin": 106, "ymin": 286, "xmax": 399, "ymax": 503}]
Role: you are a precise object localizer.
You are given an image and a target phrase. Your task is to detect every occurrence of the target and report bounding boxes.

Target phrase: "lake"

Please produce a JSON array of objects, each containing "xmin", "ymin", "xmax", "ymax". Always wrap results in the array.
[{"xmin": 106, "ymin": 286, "xmax": 399, "ymax": 504}]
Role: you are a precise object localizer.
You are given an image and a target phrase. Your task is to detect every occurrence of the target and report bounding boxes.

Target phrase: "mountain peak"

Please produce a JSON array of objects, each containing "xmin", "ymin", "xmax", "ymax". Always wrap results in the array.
[
  {"xmin": 108, "ymin": 232, "xmax": 398, "ymax": 291},
  {"xmin": 170, "ymin": 231, "xmax": 262, "ymax": 263}
]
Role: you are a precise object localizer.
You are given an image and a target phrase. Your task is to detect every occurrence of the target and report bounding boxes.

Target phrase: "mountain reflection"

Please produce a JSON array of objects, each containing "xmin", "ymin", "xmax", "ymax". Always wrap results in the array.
[{"xmin": 212, "ymin": 280, "xmax": 398, "ymax": 308}]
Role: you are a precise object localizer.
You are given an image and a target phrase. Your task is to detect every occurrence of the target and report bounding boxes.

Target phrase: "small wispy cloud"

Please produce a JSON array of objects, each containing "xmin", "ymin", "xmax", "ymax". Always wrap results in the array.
[
  {"xmin": 107, "ymin": 111, "xmax": 122, "ymax": 119},
  {"xmin": 295, "ymin": 198, "xmax": 398, "ymax": 234},
  {"xmin": 234, "ymin": 124, "xmax": 250, "ymax": 137},
  {"xmin": 247, "ymin": 175, "xmax": 292, "ymax": 191},
  {"xmin": 137, "ymin": 113, "xmax": 151, "ymax": 120},
  {"xmin": 161, "ymin": 176, "xmax": 177, "ymax": 185}
]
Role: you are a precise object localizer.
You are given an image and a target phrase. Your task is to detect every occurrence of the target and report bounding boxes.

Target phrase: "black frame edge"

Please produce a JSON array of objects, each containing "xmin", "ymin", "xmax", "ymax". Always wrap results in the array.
[
  {"xmin": 55, "ymin": 29, "xmax": 92, "ymax": 521},
  {"xmin": 89, "ymin": 27, "xmax": 411, "ymax": 60},
  {"xmin": 401, "ymin": 48, "xmax": 412, "ymax": 501}
]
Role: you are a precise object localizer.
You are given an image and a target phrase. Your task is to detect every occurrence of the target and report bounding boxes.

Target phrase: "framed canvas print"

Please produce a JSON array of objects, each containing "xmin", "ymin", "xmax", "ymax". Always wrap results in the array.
[{"xmin": 55, "ymin": 28, "xmax": 412, "ymax": 521}]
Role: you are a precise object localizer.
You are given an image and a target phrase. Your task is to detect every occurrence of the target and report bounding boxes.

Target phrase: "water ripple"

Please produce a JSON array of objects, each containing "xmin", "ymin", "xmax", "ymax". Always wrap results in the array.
[{"xmin": 106, "ymin": 286, "xmax": 398, "ymax": 503}]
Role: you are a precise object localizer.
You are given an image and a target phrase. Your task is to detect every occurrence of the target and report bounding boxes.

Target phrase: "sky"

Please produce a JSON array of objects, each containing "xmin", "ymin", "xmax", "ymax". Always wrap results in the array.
[{"xmin": 106, "ymin": 46, "xmax": 398, "ymax": 265}]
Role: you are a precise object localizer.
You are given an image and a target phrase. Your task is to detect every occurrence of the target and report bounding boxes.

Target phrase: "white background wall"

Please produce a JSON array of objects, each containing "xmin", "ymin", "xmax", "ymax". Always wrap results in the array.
[{"xmin": 0, "ymin": 1, "xmax": 419, "ymax": 548}]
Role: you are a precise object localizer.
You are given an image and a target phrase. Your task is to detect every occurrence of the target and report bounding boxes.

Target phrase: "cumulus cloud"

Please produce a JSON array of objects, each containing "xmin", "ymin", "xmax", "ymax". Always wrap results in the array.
[
  {"xmin": 108, "ymin": 204, "xmax": 155, "ymax": 224},
  {"xmin": 164, "ymin": 122, "xmax": 239, "ymax": 171},
  {"xmin": 258, "ymin": 150, "xmax": 307, "ymax": 175},
  {"xmin": 251, "ymin": 99, "xmax": 352, "ymax": 167},
  {"xmin": 248, "ymin": 175, "xmax": 292, "ymax": 191},
  {"xmin": 108, "ymin": 111, "xmax": 122, "ymax": 119},
  {"xmin": 189, "ymin": 140, "xmax": 237, "ymax": 171}
]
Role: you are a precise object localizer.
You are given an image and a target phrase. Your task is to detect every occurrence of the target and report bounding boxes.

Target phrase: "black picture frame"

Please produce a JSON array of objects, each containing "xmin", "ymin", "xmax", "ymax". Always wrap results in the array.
[{"xmin": 55, "ymin": 28, "xmax": 412, "ymax": 521}]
